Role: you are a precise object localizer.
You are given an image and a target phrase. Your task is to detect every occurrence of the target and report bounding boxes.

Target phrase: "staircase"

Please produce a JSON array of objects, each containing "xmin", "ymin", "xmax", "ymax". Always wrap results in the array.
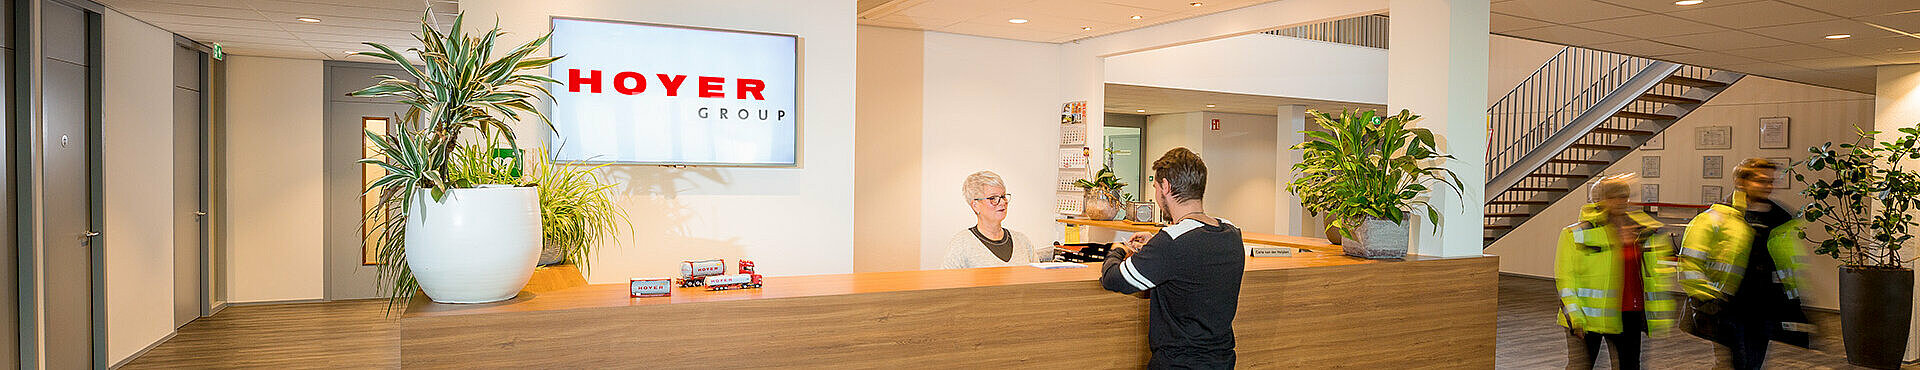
[{"xmin": 1482, "ymin": 48, "xmax": 1744, "ymax": 246}]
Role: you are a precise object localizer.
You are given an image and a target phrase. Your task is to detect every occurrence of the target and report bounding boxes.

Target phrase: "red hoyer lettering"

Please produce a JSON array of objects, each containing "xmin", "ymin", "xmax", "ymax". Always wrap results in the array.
[{"xmin": 567, "ymin": 69, "xmax": 767, "ymax": 100}]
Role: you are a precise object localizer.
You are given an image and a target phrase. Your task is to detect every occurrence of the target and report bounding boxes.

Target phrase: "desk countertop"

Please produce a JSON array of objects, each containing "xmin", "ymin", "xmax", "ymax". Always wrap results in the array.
[
  {"xmin": 402, "ymin": 249, "xmax": 1476, "ymax": 319},
  {"xmin": 1057, "ymin": 218, "xmax": 1337, "ymax": 250}
]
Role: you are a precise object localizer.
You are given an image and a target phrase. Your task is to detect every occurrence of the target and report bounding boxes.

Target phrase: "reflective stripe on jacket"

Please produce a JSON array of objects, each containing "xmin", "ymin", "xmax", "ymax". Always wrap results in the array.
[
  {"xmin": 1676, "ymin": 193, "xmax": 1811, "ymax": 302},
  {"xmin": 1555, "ymin": 203, "xmax": 1679, "ymax": 335}
]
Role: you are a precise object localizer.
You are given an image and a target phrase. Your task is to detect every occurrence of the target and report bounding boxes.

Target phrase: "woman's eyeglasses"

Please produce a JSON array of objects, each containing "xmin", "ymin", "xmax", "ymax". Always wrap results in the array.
[{"xmin": 971, "ymin": 194, "xmax": 1012, "ymax": 205}]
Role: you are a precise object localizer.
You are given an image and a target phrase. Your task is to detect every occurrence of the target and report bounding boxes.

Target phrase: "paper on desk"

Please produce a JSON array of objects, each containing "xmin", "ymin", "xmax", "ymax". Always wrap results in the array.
[{"xmin": 1029, "ymin": 262, "xmax": 1088, "ymax": 269}]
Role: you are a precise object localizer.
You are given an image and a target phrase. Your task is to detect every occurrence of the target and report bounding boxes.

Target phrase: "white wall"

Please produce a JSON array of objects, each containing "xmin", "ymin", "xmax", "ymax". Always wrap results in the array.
[
  {"xmin": 1199, "ymin": 112, "xmax": 1279, "ymax": 234},
  {"xmin": 463, "ymin": 0, "xmax": 857, "ymax": 281},
  {"xmin": 1485, "ymin": 76, "xmax": 1874, "ymax": 311},
  {"xmin": 916, "ymin": 31, "xmax": 1061, "ymax": 269},
  {"xmin": 102, "ymin": 10, "xmax": 177, "ymax": 364},
  {"xmin": 1488, "ymin": 35, "xmax": 1567, "ymax": 105},
  {"xmin": 223, "ymin": 56, "xmax": 325, "ymax": 302},
  {"xmin": 855, "ymin": 26, "xmax": 923, "ymax": 273},
  {"xmin": 1104, "ymin": 34, "xmax": 1387, "ymax": 104}
]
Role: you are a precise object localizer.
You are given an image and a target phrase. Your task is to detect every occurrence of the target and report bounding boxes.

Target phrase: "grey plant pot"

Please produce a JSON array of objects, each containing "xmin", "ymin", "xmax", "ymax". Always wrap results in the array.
[
  {"xmin": 1345, "ymin": 217, "xmax": 1408, "ymax": 259},
  {"xmin": 537, "ymin": 238, "xmax": 565, "ymax": 266}
]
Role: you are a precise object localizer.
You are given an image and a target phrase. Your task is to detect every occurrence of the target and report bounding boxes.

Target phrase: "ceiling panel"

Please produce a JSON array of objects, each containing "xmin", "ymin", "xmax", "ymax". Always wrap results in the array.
[
  {"xmin": 1491, "ymin": 0, "xmax": 1647, "ymax": 24},
  {"xmin": 863, "ymin": 0, "xmax": 1284, "ymax": 43},
  {"xmin": 1656, "ymin": 30, "xmax": 1793, "ymax": 51},
  {"xmin": 1491, "ymin": 13, "xmax": 1553, "ymax": 33},
  {"xmin": 1717, "ymin": 44, "xmax": 1842, "ymax": 61},
  {"xmin": 1505, "ymin": 25, "xmax": 1635, "ymax": 45},
  {"xmin": 1587, "ymin": 39, "xmax": 1698, "ymax": 57},
  {"xmin": 1592, "ymin": 0, "xmax": 1763, "ymax": 13},
  {"xmin": 1745, "ymin": 19, "xmax": 1901, "ymax": 43},
  {"xmin": 1777, "ymin": 0, "xmax": 1919, "ymax": 18},
  {"xmin": 1858, "ymin": 11, "xmax": 1920, "ymax": 35},
  {"xmin": 1667, "ymin": 1, "xmax": 1836, "ymax": 30},
  {"xmin": 1659, "ymin": 51, "xmax": 1761, "ymax": 66},
  {"xmin": 1572, "ymin": 15, "xmax": 1726, "ymax": 39},
  {"xmin": 99, "ymin": 0, "xmax": 451, "ymax": 60}
]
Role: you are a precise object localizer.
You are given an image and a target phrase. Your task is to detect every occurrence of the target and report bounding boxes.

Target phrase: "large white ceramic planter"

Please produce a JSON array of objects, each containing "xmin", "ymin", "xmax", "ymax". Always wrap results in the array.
[{"xmin": 406, "ymin": 185, "xmax": 541, "ymax": 304}]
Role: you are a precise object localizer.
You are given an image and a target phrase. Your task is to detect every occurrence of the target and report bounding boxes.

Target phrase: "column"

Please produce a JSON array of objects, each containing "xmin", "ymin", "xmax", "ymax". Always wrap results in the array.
[
  {"xmin": 1276, "ymin": 105, "xmax": 1309, "ymax": 236},
  {"xmin": 1874, "ymin": 64, "xmax": 1920, "ymax": 362},
  {"xmin": 1388, "ymin": 0, "xmax": 1489, "ymax": 258}
]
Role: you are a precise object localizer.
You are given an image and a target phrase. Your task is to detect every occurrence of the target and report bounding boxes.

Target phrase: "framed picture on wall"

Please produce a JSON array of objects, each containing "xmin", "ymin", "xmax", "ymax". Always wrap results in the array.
[
  {"xmin": 1702, "ymin": 185, "xmax": 1724, "ymax": 204},
  {"xmin": 1643, "ymin": 132, "xmax": 1664, "ymax": 150},
  {"xmin": 1759, "ymin": 117, "xmax": 1790, "ymax": 149},
  {"xmin": 1703, "ymin": 155, "xmax": 1725, "ymax": 179},
  {"xmin": 1642, "ymin": 184, "xmax": 1660, "ymax": 203},
  {"xmin": 1642, "ymin": 156, "xmax": 1661, "ymax": 178},
  {"xmin": 1697, "ymin": 125, "xmax": 1732, "ymax": 150},
  {"xmin": 1768, "ymin": 157, "xmax": 1793, "ymax": 189}
]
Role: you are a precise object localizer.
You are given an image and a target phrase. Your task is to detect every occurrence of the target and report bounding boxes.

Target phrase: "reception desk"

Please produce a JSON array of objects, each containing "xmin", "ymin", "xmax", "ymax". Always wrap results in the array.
[{"xmin": 400, "ymin": 247, "xmax": 1498, "ymax": 368}]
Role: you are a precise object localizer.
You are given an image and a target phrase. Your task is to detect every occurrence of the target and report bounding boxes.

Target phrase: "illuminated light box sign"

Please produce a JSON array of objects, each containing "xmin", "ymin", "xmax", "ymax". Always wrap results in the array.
[{"xmin": 549, "ymin": 17, "xmax": 798, "ymax": 166}]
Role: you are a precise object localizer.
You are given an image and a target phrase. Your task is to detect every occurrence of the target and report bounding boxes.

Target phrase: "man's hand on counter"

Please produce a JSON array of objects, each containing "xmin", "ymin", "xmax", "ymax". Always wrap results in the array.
[{"xmin": 1121, "ymin": 232, "xmax": 1153, "ymax": 254}]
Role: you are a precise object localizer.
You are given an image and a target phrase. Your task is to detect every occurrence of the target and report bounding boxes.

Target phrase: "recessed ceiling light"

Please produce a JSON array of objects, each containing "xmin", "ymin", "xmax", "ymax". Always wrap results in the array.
[
  {"xmin": 1136, "ymin": 109, "xmax": 1147, "ymax": 113},
  {"xmin": 1673, "ymin": 0, "xmax": 1703, "ymax": 5},
  {"xmin": 1081, "ymin": 26, "xmax": 1093, "ymax": 31},
  {"xmin": 1206, "ymin": 104, "xmax": 1217, "ymax": 108},
  {"xmin": 1190, "ymin": 2, "xmax": 1204, "ymax": 6},
  {"xmin": 1007, "ymin": 18, "xmax": 1029, "ymax": 24},
  {"xmin": 1130, "ymin": 15, "xmax": 1143, "ymax": 20},
  {"xmin": 1825, "ymin": 33, "xmax": 1853, "ymax": 40},
  {"xmin": 295, "ymin": 17, "xmax": 322, "ymax": 23}
]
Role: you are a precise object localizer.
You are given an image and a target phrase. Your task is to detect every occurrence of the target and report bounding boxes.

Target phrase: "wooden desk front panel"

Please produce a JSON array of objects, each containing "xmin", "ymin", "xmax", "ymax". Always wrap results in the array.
[{"xmin": 399, "ymin": 256, "xmax": 1496, "ymax": 368}]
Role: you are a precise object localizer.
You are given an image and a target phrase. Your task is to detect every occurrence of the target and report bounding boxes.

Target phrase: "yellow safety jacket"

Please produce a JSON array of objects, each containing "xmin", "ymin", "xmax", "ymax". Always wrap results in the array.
[
  {"xmin": 1555, "ymin": 204, "xmax": 1679, "ymax": 335},
  {"xmin": 1677, "ymin": 193, "xmax": 1810, "ymax": 302}
]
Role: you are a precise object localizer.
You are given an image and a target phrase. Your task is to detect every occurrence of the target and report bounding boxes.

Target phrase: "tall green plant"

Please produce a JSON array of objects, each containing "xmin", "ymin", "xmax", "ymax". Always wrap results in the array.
[
  {"xmin": 354, "ymin": 13, "xmax": 562, "ymax": 308},
  {"xmin": 1796, "ymin": 126, "xmax": 1918, "ymax": 268},
  {"xmin": 528, "ymin": 148, "xmax": 629, "ymax": 273},
  {"xmin": 1285, "ymin": 109, "xmax": 1464, "ymax": 239}
]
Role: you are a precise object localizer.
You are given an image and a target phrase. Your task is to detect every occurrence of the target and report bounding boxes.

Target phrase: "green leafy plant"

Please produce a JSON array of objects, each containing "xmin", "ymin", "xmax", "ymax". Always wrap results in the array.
[
  {"xmin": 1074, "ymin": 166, "xmax": 1128, "ymax": 193},
  {"xmin": 354, "ymin": 13, "xmax": 562, "ymax": 308},
  {"xmin": 445, "ymin": 128, "xmax": 526, "ymax": 187},
  {"xmin": 1285, "ymin": 109, "xmax": 1464, "ymax": 239},
  {"xmin": 528, "ymin": 148, "xmax": 629, "ymax": 273},
  {"xmin": 1795, "ymin": 126, "xmax": 1918, "ymax": 268}
]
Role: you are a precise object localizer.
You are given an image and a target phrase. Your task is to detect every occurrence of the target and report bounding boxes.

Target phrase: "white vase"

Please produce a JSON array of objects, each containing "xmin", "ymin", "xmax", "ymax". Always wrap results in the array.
[{"xmin": 406, "ymin": 186, "xmax": 541, "ymax": 303}]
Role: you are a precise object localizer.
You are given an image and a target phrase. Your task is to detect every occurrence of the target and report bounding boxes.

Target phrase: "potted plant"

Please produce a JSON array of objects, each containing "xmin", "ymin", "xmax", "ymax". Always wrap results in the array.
[
  {"xmin": 1795, "ymin": 126, "xmax": 1917, "ymax": 369},
  {"xmin": 1286, "ymin": 109, "xmax": 1462, "ymax": 258},
  {"xmin": 527, "ymin": 148, "xmax": 630, "ymax": 269},
  {"xmin": 355, "ymin": 14, "xmax": 562, "ymax": 305},
  {"xmin": 1075, "ymin": 166, "xmax": 1128, "ymax": 221}
]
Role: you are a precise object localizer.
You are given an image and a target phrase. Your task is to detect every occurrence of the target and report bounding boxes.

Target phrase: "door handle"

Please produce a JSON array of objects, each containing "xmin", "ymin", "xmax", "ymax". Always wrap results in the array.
[
  {"xmin": 195, "ymin": 211, "xmax": 207, "ymax": 216},
  {"xmin": 83, "ymin": 231, "xmax": 100, "ymax": 238}
]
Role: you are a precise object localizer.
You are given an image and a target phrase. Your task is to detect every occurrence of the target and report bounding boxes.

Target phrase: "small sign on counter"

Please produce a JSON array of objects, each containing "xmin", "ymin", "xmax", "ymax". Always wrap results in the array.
[{"xmin": 1249, "ymin": 246, "xmax": 1294, "ymax": 258}]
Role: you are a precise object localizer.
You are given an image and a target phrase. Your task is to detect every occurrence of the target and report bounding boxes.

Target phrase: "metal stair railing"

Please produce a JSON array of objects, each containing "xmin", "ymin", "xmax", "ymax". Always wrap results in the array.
[{"xmin": 1484, "ymin": 48, "xmax": 1673, "ymax": 200}]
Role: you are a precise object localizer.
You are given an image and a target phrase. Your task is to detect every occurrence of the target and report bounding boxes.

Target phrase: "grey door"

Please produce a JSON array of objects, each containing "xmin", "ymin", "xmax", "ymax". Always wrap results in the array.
[
  {"xmin": 324, "ymin": 62, "xmax": 409, "ymax": 300},
  {"xmin": 0, "ymin": 0, "xmax": 17, "ymax": 365},
  {"xmin": 172, "ymin": 44, "xmax": 204, "ymax": 327},
  {"xmin": 40, "ymin": 0, "xmax": 96, "ymax": 367}
]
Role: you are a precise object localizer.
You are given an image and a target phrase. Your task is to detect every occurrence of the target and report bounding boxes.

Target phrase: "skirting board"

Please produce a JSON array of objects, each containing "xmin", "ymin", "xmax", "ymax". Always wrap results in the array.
[{"xmin": 108, "ymin": 330, "xmax": 177, "ymax": 369}]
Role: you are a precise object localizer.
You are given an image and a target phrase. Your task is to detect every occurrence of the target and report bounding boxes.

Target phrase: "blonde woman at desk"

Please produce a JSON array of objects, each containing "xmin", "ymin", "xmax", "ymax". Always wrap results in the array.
[{"xmin": 942, "ymin": 171, "xmax": 1052, "ymax": 269}]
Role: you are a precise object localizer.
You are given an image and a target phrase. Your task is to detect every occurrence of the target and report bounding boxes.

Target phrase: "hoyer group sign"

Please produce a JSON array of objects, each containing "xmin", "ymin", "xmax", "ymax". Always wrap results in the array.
[{"xmin": 548, "ymin": 17, "xmax": 798, "ymax": 166}]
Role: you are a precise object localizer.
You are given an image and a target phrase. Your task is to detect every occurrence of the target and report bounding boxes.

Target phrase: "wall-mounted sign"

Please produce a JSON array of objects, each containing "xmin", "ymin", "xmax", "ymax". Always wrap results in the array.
[
  {"xmin": 549, "ymin": 17, "xmax": 798, "ymax": 166},
  {"xmin": 1210, "ymin": 118, "xmax": 1221, "ymax": 131}
]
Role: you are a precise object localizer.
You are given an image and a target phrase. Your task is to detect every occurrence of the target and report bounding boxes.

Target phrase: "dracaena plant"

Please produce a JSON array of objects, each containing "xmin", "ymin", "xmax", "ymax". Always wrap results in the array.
[
  {"xmin": 353, "ymin": 13, "xmax": 562, "ymax": 308},
  {"xmin": 527, "ymin": 148, "xmax": 629, "ymax": 273},
  {"xmin": 1795, "ymin": 126, "xmax": 1918, "ymax": 268},
  {"xmin": 1285, "ymin": 109, "xmax": 1463, "ymax": 239}
]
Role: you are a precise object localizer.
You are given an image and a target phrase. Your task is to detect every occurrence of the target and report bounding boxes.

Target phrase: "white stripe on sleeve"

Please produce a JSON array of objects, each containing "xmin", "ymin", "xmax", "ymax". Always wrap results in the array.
[{"xmin": 1120, "ymin": 259, "xmax": 1155, "ymax": 290}]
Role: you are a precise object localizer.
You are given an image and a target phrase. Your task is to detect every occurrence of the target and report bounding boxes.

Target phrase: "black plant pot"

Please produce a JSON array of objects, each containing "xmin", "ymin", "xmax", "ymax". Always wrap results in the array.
[{"xmin": 1839, "ymin": 265, "xmax": 1914, "ymax": 370}]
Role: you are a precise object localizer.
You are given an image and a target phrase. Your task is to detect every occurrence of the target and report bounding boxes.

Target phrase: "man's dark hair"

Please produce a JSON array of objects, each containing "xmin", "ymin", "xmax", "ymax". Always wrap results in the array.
[{"xmin": 1152, "ymin": 147, "xmax": 1207, "ymax": 202}]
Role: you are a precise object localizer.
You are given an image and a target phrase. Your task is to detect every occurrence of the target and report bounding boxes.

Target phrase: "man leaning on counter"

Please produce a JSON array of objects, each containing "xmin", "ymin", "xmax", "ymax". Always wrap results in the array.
[{"xmin": 1100, "ymin": 148, "xmax": 1247, "ymax": 370}]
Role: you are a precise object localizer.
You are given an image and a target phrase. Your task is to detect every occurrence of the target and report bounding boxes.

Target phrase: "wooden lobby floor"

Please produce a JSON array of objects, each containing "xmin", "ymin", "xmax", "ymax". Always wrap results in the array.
[{"xmin": 122, "ymin": 276, "xmax": 1913, "ymax": 369}]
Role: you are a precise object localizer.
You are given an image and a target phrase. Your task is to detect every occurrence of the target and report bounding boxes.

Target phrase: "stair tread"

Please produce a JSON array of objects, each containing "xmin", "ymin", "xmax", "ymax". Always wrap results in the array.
[
  {"xmin": 1484, "ymin": 224, "xmax": 1517, "ymax": 229},
  {"xmin": 1526, "ymin": 173, "xmax": 1590, "ymax": 178},
  {"xmin": 1570, "ymin": 143, "xmax": 1633, "ymax": 151},
  {"xmin": 1548, "ymin": 159, "xmax": 1611, "ymax": 166},
  {"xmin": 1485, "ymin": 213, "xmax": 1532, "ymax": 218},
  {"xmin": 1637, "ymin": 93, "xmax": 1705, "ymax": 105},
  {"xmin": 1663, "ymin": 75, "xmax": 1728, "ymax": 88},
  {"xmin": 1615, "ymin": 111, "xmax": 1680, "ymax": 121},
  {"xmin": 1488, "ymin": 200, "xmax": 1551, "ymax": 205},
  {"xmin": 1508, "ymin": 187, "xmax": 1571, "ymax": 192},
  {"xmin": 1589, "ymin": 127, "xmax": 1659, "ymax": 136}
]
